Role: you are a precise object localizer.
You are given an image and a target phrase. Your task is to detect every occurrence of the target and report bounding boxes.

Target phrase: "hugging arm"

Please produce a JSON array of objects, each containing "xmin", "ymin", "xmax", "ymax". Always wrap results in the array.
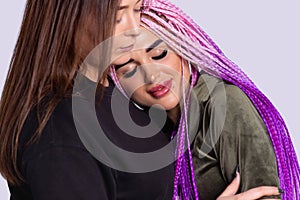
[
  {"xmin": 217, "ymin": 173, "xmax": 281, "ymax": 200},
  {"xmin": 216, "ymin": 85, "xmax": 280, "ymax": 192}
]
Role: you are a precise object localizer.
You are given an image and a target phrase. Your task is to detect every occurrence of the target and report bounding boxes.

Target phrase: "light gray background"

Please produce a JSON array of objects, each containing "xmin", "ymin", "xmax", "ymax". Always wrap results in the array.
[{"xmin": 0, "ymin": 0, "xmax": 299, "ymax": 199}]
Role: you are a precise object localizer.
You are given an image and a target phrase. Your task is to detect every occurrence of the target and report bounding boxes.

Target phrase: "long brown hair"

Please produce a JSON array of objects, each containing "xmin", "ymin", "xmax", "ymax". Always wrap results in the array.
[{"xmin": 0, "ymin": 0, "xmax": 118, "ymax": 185}]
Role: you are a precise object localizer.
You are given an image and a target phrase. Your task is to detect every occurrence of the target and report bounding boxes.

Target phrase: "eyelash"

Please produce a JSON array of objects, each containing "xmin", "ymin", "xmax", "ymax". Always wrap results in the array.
[
  {"xmin": 152, "ymin": 49, "xmax": 168, "ymax": 60},
  {"xmin": 122, "ymin": 49, "xmax": 168, "ymax": 78},
  {"xmin": 116, "ymin": 6, "xmax": 143, "ymax": 23},
  {"xmin": 123, "ymin": 67, "xmax": 138, "ymax": 78},
  {"xmin": 134, "ymin": 6, "xmax": 143, "ymax": 12}
]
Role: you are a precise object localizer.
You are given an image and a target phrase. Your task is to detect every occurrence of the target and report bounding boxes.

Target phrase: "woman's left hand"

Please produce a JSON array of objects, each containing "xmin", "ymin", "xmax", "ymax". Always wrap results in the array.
[{"xmin": 217, "ymin": 173, "xmax": 281, "ymax": 200}]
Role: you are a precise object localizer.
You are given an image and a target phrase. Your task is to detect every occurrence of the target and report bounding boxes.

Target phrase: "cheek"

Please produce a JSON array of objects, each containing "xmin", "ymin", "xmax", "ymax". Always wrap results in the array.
[
  {"xmin": 131, "ymin": 87, "xmax": 148, "ymax": 104},
  {"xmin": 163, "ymin": 58, "xmax": 182, "ymax": 84},
  {"xmin": 114, "ymin": 15, "xmax": 127, "ymax": 36},
  {"xmin": 173, "ymin": 59, "xmax": 182, "ymax": 74},
  {"xmin": 113, "ymin": 19, "xmax": 129, "ymax": 41},
  {"xmin": 113, "ymin": 54, "xmax": 131, "ymax": 66},
  {"xmin": 120, "ymin": 82, "xmax": 135, "ymax": 95},
  {"xmin": 167, "ymin": 56, "xmax": 190, "ymax": 84},
  {"xmin": 135, "ymin": 14, "xmax": 141, "ymax": 25},
  {"xmin": 120, "ymin": 78, "xmax": 145, "ymax": 97},
  {"xmin": 114, "ymin": 24, "xmax": 125, "ymax": 36},
  {"xmin": 164, "ymin": 54, "xmax": 182, "ymax": 75}
]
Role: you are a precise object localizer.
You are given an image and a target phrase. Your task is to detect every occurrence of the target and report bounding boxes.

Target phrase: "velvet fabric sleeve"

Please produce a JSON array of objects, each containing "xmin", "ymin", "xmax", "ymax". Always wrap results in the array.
[{"xmin": 191, "ymin": 74, "xmax": 280, "ymax": 200}]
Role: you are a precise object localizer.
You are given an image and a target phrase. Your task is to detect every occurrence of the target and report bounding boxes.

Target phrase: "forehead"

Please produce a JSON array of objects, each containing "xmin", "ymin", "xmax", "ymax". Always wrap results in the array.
[
  {"xmin": 111, "ymin": 28, "xmax": 162, "ymax": 65},
  {"xmin": 119, "ymin": 0, "xmax": 141, "ymax": 7},
  {"xmin": 134, "ymin": 27, "xmax": 161, "ymax": 51}
]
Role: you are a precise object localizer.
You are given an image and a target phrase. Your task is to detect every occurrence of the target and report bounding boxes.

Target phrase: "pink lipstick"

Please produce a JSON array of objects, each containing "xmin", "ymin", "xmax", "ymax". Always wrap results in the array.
[{"xmin": 148, "ymin": 80, "xmax": 172, "ymax": 98}]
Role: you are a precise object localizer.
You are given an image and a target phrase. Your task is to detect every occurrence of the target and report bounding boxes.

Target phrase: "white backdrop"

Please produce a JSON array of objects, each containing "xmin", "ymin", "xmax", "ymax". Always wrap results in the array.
[{"xmin": 0, "ymin": 1, "xmax": 299, "ymax": 199}]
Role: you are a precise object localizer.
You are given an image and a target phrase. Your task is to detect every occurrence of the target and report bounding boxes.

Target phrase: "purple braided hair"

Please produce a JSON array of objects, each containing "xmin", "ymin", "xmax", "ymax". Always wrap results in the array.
[
  {"xmin": 140, "ymin": 0, "xmax": 300, "ymax": 199},
  {"xmin": 172, "ymin": 61, "xmax": 199, "ymax": 200}
]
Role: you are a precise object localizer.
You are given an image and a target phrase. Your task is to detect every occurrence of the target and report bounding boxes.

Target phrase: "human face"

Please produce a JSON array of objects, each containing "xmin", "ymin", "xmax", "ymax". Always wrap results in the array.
[
  {"xmin": 113, "ymin": 28, "xmax": 191, "ymax": 111},
  {"xmin": 84, "ymin": 0, "xmax": 142, "ymax": 84},
  {"xmin": 112, "ymin": 0, "xmax": 142, "ymax": 56}
]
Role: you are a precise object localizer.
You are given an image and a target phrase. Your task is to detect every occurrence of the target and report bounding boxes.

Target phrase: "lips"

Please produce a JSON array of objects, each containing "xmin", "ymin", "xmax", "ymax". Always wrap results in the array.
[
  {"xmin": 119, "ymin": 44, "xmax": 134, "ymax": 52},
  {"xmin": 148, "ymin": 79, "xmax": 172, "ymax": 98}
]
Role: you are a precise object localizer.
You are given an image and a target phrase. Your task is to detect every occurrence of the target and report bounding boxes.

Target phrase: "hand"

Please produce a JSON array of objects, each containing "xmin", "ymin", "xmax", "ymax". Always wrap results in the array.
[{"xmin": 217, "ymin": 173, "xmax": 281, "ymax": 200}]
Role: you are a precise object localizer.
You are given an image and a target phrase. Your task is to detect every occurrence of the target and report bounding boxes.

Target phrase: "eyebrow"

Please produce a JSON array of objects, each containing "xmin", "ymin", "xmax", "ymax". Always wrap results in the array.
[
  {"xmin": 114, "ymin": 58, "xmax": 134, "ymax": 70},
  {"xmin": 136, "ymin": 0, "xmax": 142, "ymax": 5},
  {"xmin": 118, "ymin": 5, "xmax": 128, "ymax": 10},
  {"xmin": 118, "ymin": 0, "xmax": 142, "ymax": 10},
  {"xmin": 146, "ymin": 39, "xmax": 163, "ymax": 53}
]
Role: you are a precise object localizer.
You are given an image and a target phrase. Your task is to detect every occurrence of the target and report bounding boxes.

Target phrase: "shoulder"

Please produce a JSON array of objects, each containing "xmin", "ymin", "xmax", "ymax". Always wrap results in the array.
[
  {"xmin": 192, "ymin": 73, "xmax": 267, "ymax": 139},
  {"xmin": 193, "ymin": 73, "xmax": 257, "ymax": 113}
]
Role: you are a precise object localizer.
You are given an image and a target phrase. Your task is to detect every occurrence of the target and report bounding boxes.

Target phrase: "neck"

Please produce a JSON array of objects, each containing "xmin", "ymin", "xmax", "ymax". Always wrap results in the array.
[
  {"xmin": 79, "ymin": 64, "xmax": 109, "ymax": 86},
  {"xmin": 167, "ymin": 104, "xmax": 180, "ymax": 124}
]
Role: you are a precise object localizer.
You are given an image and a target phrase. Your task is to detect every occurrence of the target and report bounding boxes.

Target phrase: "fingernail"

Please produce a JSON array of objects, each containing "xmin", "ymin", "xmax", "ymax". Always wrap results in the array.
[
  {"xmin": 278, "ymin": 187, "xmax": 284, "ymax": 194},
  {"xmin": 235, "ymin": 165, "xmax": 239, "ymax": 175},
  {"xmin": 233, "ymin": 165, "xmax": 239, "ymax": 178}
]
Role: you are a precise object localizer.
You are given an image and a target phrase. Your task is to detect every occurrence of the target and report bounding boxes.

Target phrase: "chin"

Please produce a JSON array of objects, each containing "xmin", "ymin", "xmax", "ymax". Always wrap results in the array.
[{"xmin": 156, "ymin": 99, "xmax": 179, "ymax": 111}]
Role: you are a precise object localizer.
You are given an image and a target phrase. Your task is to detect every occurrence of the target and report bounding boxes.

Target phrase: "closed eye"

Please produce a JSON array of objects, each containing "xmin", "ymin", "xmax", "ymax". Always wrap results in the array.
[
  {"xmin": 152, "ymin": 50, "xmax": 168, "ymax": 60},
  {"xmin": 123, "ymin": 67, "xmax": 138, "ymax": 78},
  {"xmin": 114, "ymin": 58, "xmax": 134, "ymax": 70},
  {"xmin": 134, "ymin": 6, "xmax": 143, "ymax": 12}
]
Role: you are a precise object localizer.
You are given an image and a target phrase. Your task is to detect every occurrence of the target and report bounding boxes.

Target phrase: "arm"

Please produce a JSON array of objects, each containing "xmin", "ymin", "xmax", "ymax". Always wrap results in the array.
[
  {"xmin": 216, "ymin": 85, "xmax": 280, "ymax": 192},
  {"xmin": 191, "ymin": 74, "xmax": 280, "ymax": 199}
]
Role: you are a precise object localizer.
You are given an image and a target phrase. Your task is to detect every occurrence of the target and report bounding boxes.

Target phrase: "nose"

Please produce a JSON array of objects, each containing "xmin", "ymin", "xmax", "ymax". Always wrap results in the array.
[
  {"xmin": 124, "ymin": 13, "xmax": 141, "ymax": 37},
  {"xmin": 142, "ymin": 64, "xmax": 160, "ymax": 84},
  {"xmin": 125, "ymin": 27, "xmax": 141, "ymax": 37}
]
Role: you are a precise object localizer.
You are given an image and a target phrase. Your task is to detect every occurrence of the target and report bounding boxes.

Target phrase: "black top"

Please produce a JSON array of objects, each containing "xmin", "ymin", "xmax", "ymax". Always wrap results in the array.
[{"xmin": 9, "ymin": 75, "xmax": 174, "ymax": 200}]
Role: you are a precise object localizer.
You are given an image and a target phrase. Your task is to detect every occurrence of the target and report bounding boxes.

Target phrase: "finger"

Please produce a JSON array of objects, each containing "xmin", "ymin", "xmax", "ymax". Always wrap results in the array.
[
  {"xmin": 218, "ymin": 172, "xmax": 240, "ymax": 197},
  {"xmin": 264, "ymin": 199, "xmax": 278, "ymax": 200},
  {"xmin": 238, "ymin": 186, "xmax": 280, "ymax": 199}
]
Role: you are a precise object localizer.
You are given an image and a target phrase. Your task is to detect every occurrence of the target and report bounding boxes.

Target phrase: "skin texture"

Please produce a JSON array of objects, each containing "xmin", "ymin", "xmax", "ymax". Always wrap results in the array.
[
  {"xmin": 217, "ymin": 173, "xmax": 280, "ymax": 200},
  {"xmin": 85, "ymin": 0, "xmax": 143, "ymax": 84},
  {"xmin": 115, "ymin": 0, "xmax": 142, "ymax": 35},
  {"xmin": 113, "ymin": 28, "xmax": 190, "ymax": 114},
  {"xmin": 112, "ymin": 0, "xmax": 142, "ymax": 59}
]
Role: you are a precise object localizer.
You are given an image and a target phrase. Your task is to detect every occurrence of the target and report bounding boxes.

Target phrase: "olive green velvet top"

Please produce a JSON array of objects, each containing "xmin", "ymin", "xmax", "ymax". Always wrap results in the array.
[{"xmin": 190, "ymin": 73, "xmax": 280, "ymax": 200}]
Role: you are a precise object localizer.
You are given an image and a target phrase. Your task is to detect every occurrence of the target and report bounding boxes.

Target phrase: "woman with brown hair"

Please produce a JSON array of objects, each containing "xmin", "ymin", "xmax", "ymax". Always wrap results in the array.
[{"xmin": 0, "ymin": 0, "xmax": 148, "ymax": 199}]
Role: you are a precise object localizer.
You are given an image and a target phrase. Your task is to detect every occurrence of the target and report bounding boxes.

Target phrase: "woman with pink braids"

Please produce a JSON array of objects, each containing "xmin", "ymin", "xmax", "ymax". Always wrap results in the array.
[{"xmin": 109, "ymin": 0, "xmax": 300, "ymax": 199}]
